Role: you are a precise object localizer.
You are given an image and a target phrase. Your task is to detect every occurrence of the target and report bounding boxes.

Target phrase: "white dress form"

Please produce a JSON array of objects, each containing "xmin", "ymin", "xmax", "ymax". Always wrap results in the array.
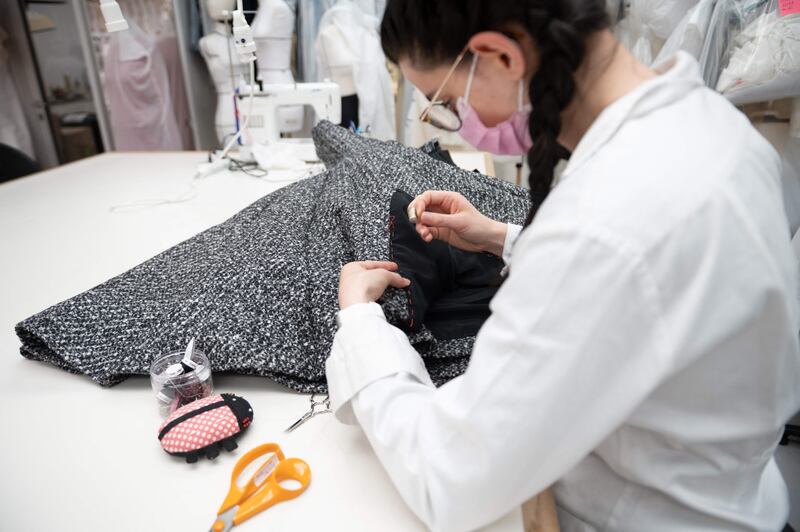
[
  {"xmin": 316, "ymin": 19, "xmax": 357, "ymax": 97},
  {"xmin": 252, "ymin": 0, "xmax": 303, "ymax": 133},
  {"xmin": 315, "ymin": 2, "xmax": 395, "ymax": 140},
  {"xmin": 199, "ymin": 21, "xmax": 249, "ymax": 145}
]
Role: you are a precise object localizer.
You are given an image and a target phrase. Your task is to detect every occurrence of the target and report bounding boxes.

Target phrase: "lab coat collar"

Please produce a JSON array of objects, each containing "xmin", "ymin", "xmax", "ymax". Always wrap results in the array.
[{"xmin": 561, "ymin": 51, "xmax": 705, "ymax": 180}]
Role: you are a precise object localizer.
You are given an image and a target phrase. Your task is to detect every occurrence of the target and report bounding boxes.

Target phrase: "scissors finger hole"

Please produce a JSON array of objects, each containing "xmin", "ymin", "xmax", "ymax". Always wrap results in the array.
[
  {"xmin": 279, "ymin": 479, "xmax": 304, "ymax": 491},
  {"xmin": 239, "ymin": 452, "xmax": 279, "ymax": 488}
]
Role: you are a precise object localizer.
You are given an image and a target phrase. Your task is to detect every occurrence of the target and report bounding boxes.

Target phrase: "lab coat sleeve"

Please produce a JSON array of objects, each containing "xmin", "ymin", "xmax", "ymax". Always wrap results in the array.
[
  {"xmin": 502, "ymin": 223, "xmax": 523, "ymax": 264},
  {"xmin": 326, "ymin": 226, "xmax": 672, "ymax": 532},
  {"xmin": 326, "ymin": 302, "xmax": 435, "ymax": 424}
]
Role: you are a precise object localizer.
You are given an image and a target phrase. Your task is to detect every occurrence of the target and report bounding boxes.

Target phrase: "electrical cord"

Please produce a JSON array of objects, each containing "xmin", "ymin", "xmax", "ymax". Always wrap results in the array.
[
  {"xmin": 215, "ymin": 60, "xmax": 256, "ymax": 163},
  {"xmin": 227, "ymin": 157, "xmax": 269, "ymax": 178},
  {"xmin": 195, "ymin": 59, "xmax": 256, "ymax": 179},
  {"xmin": 108, "ymin": 180, "xmax": 200, "ymax": 212},
  {"xmin": 108, "ymin": 7, "xmax": 295, "ymax": 213}
]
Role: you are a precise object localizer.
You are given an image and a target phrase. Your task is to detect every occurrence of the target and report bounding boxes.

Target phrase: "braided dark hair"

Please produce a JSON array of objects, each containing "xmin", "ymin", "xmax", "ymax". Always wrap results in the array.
[{"xmin": 380, "ymin": 0, "xmax": 610, "ymax": 225}]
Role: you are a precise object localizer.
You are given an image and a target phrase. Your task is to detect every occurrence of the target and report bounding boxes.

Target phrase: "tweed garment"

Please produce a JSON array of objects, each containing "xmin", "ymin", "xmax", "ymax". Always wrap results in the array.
[{"xmin": 15, "ymin": 121, "xmax": 531, "ymax": 392}]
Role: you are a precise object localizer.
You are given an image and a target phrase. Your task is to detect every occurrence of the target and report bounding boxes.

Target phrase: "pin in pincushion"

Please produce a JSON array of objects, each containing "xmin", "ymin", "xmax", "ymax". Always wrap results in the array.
[{"xmin": 158, "ymin": 393, "xmax": 253, "ymax": 463}]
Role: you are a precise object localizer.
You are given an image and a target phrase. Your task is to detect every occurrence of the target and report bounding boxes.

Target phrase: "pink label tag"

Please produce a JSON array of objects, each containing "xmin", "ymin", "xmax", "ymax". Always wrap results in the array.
[{"xmin": 779, "ymin": 0, "xmax": 800, "ymax": 15}]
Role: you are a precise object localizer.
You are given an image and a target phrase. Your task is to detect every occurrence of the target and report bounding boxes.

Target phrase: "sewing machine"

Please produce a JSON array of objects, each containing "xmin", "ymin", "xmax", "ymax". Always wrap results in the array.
[{"xmin": 238, "ymin": 82, "xmax": 342, "ymax": 144}]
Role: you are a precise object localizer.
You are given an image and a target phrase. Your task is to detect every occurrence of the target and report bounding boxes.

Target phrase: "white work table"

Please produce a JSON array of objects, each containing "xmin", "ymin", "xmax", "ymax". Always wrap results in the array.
[{"xmin": 0, "ymin": 151, "xmax": 521, "ymax": 532}]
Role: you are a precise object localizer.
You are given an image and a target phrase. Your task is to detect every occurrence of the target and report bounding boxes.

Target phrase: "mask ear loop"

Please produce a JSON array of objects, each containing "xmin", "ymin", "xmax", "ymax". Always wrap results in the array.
[
  {"xmin": 463, "ymin": 54, "xmax": 479, "ymax": 105},
  {"xmin": 517, "ymin": 80, "xmax": 524, "ymax": 110}
]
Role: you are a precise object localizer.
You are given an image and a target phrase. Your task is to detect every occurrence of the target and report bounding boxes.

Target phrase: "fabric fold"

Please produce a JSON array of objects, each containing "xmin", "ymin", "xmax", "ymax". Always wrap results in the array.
[{"xmin": 16, "ymin": 121, "xmax": 530, "ymax": 391}]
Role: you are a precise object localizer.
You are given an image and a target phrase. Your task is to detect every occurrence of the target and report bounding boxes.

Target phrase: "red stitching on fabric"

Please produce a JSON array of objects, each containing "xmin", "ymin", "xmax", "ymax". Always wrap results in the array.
[{"xmin": 388, "ymin": 213, "xmax": 415, "ymax": 330}]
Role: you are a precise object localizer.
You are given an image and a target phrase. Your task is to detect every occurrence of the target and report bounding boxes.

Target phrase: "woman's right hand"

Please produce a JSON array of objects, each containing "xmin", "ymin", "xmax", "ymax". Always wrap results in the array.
[{"xmin": 409, "ymin": 190, "xmax": 508, "ymax": 256}]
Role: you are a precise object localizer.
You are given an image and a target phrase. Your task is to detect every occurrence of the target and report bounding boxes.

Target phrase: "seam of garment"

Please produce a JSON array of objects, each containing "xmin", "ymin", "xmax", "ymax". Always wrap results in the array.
[
  {"xmin": 554, "ymin": 120, "xmax": 758, "ymax": 378},
  {"xmin": 388, "ymin": 212, "xmax": 416, "ymax": 330},
  {"xmin": 562, "ymin": 80, "xmax": 705, "ymax": 181},
  {"xmin": 554, "ymin": 500, "xmax": 600, "ymax": 531},
  {"xmin": 581, "ymin": 226, "xmax": 675, "ymax": 375},
  {"xmin": 573, "ymin": 97, "xmax": 750, "ymax": 255},
  {"xmin": 604, "ymin": 478, "xmax": 638, "ymax": 531},
  {"xmin": 719, "ymin": 183, "xmax": 789, "ymax": 298}
]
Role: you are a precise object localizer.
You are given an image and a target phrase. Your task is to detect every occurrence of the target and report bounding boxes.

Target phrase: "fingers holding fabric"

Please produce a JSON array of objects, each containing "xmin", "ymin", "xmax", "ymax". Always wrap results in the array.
[
  {"xmin": 360, "ymin": 261, "xmax": 400, "ymax": 271},
  {"xmin": 338, "ymin": 261, "xmax": 411, "ymax": 310}
]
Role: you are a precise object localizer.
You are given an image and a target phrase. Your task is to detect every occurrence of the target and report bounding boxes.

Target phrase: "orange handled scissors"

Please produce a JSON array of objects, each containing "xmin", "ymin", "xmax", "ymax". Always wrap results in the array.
[{"xmin": 210, "ymin": 443, "xmax": 311, "ymax": 532}]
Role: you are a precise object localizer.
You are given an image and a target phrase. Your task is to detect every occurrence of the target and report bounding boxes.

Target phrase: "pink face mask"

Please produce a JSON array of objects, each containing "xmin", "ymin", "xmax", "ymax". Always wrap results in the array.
[{"xmin": 456, "ymin": 55, "xmax": 533, "ymax": 156}]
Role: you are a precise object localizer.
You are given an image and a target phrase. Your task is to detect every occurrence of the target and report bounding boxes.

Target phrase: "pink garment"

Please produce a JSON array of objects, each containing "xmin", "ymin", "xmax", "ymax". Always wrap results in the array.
[
  {"xmin": 104, "ymin": 21, "xmax": 182, "ymax": 150},
  {"xmin": 0, "ymin": 26, "xmax": 34, "ymax": 158},
  {"xmin": 156, "ymin": 35, "xmax": 193, "ymax": 149}
]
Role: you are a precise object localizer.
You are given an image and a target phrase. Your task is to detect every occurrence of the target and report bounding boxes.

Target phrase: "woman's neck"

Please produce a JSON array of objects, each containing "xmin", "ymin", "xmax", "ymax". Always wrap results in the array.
[{"xmin": 557, "ymin": 31, "xmax": 657, "ymax": 151}]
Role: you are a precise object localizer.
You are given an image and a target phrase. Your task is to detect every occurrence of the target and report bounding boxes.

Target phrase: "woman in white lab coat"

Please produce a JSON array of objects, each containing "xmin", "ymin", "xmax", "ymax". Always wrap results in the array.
[{"xmin": 325, "ymin": 1, "xmax": 800, "ymax": 531}]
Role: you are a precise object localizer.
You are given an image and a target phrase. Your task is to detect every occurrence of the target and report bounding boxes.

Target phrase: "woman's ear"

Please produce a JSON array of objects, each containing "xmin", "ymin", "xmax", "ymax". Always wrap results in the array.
[{"xmin": 467, "ymin": 31, "xmax": 527, "ymax": 81}]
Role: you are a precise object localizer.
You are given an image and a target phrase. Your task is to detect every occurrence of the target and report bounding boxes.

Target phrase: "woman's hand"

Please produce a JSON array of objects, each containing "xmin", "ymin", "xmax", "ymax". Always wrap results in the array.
[
  {"xmin": 339, "ymin": 261, "xmax": 411, "ymax": 310},
  {"xmin": 409, "ymin": 190, "xmax": 508, "ymax": 256}
]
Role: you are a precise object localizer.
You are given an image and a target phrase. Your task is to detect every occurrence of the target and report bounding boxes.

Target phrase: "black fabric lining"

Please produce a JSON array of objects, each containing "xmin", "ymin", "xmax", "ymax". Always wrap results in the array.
[
  {"xmin": 419, "ymin": 139, "xmax": 456, "ymax": 167},
  {"xmin": 340, "ymin": 94, "xmax": 359, "ymax": 129},
  {"xmin": 158, "ymin": 399, "xmax": 227, "ymax": 440},
  {"xmin": 388, "ymin": 190, "xmax": 504, "ymax": 339}
]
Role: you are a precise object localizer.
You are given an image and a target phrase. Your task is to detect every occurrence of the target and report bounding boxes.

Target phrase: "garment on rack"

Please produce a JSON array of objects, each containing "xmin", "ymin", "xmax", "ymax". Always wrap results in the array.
[
  {"xmin": 16, "ymin": 120, "xmax": 530, "ymax": 392},
  {"xmin": 615, "ymin": 0, "xmax": 701, "ymax": 66},
  {"xmin": 316, "ymin": 0, "xmax": 396, "ymax": 140},
  {"xmin": 716, "ymin": 8, "xmax": 800, "ymax": 105},
  {"xmin": 654, "ymin": 0, "xmax": 714, "ymax": 65},
  {"xmin": 190, "ymin": 0, "xmax": 203, "ymax": 51},
  {"xmin": 633, "ymin": 0, "xmax": 700, "ymax": 39},
  {"xmin": 156, "ymin": 35, "xmax": 194, "ymax": 149},
  {"xmin": 0, "ymin": 26, "xmax": 34, "ymax": 159},
  {"xmin": 104, "ymin": 20, "xmax": 183, "ymax": 150},
  {"xmin": 297, "ymin": 0, "xmax": 386, "ymax": 83}
]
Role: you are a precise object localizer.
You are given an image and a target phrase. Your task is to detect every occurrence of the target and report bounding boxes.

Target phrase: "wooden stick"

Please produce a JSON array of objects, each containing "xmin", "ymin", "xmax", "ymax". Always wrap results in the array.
[{"xmin": 521, "ymin": 488, "xmax": 560, "ymax": 532}]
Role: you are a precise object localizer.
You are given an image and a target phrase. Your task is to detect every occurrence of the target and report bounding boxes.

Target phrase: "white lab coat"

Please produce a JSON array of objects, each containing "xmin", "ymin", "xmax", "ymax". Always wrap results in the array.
[{"xmin": 325, "ymin": 52, "xmax": 800, "ymax": 531}]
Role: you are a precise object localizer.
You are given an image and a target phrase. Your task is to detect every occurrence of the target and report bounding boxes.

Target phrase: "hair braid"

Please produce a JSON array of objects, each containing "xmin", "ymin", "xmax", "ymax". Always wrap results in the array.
[{"xmin": 523, "ymin": 6, "xmax": 587, "ymax": 225}]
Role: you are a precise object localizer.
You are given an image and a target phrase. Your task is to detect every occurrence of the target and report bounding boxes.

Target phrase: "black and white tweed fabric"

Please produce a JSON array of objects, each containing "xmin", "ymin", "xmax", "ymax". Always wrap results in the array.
[{"xmin": 15, "ymin": 121, "xmax": 530, "ymax": 392}]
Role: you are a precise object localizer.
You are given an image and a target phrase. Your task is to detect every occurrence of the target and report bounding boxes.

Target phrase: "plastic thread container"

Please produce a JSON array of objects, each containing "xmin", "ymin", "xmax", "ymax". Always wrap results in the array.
[{"xmin": 150, "ymin": 349, "xmax": 214, "ymax": 417}]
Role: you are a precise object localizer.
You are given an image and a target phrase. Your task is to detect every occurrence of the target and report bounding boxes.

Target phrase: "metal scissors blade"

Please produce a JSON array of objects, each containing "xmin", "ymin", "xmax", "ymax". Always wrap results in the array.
[
  {"xmin": 284, "ymin": 394, "xmax": 332, "ymax": 432},
  {"xmin": 285, "ymin": 410, "xmax": 313, "ymax": 433},
  {"xmin": 210, "ymin": 507, "xmax": 236, "ymax": 532},
  {"xmin": 211, "ymin": 444, "xmax": 284, "ymax": 531},
  {"xmin": 211, "ymin": 451, "xmax": 311, "ymax": 530}
]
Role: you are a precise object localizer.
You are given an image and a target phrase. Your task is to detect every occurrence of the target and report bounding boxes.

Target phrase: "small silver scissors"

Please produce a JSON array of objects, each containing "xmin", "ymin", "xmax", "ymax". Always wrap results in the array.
[{"xmin": 285, "ymin": 394, "xmax": 331, "ymax": 432}]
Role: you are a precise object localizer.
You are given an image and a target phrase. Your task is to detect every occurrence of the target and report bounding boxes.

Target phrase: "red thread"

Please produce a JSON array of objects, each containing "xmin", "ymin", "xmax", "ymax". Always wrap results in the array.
[{"xmin": 388, "ymin": 213, "xmax": 416, "ymax": 330}]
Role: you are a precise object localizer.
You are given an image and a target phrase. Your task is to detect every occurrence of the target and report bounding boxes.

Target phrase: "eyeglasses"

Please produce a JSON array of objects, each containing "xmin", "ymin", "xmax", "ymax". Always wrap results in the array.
[{"xmin": 419, "ymin": 45, "xmax": 470, "ymax": 132}]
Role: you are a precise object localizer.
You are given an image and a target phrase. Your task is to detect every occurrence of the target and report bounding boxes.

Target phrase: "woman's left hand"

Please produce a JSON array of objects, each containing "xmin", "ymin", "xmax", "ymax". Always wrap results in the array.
[{"xmin": 339, "ymin": 261, "xmax": 411, "ymax": 310}]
